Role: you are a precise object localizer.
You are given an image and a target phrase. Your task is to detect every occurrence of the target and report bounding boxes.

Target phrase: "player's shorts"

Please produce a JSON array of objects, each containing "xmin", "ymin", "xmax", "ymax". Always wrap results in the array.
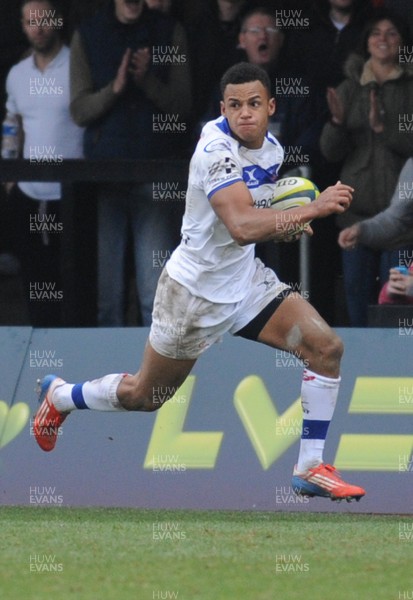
[{"xmin": 149, "ymin": 258, "xmax": 291, "ymax": 360}]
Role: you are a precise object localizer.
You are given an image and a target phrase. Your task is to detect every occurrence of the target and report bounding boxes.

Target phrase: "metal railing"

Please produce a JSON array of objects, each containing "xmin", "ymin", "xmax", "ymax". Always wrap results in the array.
[
  {"xmin": 0, "ymin": 158, "xmax": 310, "ymax": 323},
  {"xmin": 0, "ymin": 158, "xmax": 189, "ymax": 182}
]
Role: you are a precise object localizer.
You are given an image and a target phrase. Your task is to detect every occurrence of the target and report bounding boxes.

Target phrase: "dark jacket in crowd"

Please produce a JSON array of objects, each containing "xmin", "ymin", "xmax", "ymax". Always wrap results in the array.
[
  {"xmin": 320, "ymin": 54, "xmax": 413, "ymax": 229},
  {"xmin": 285, "ymin": 0, "xmax": 372, "ymax": 90},
  {"xmin": 70, "ymin": 2, "xmax": 192, "ymax": 159}
]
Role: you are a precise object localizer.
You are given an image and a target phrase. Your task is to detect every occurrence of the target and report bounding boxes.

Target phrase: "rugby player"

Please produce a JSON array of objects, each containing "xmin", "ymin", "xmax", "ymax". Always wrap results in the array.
[{"xmin": 34, "ymin": 62, "xmax": 365, "ymax": 501}]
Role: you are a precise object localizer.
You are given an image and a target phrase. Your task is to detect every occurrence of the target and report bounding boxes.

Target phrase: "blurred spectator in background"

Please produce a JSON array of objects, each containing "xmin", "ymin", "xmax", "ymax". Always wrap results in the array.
[
  {"xmin": 70, "ymin": 0, "xmax": 192, "ymax": 326},
  {"xmin": 164, "ymin": 0, "xmax": 204, "ymax": 32},
  {"xmin": 321, "ymin": 10, "xmax": 413, "ymax": 326},
  {"xmin": 199, "ymin": 7, "xmax": 280, "ymax": 121},
  {"xmin": 0, "ymin": 2, "xmax": 29, "ymax": 123},
  {"xmin": 144, "ymin": 0, "xmax": 204, "ymax": 21},
  {"xmin": 2, "ymin": 0, "xmax": 84, "ymax": 327},
  {"xmin": 286, "ymin": 0, "xmax": 372, "ymax": 98},
  {"xmin": 202, "ymin": 6, "xmax": 320, "ymax": 164},
  {"xmin": 237, "ymin": 6, "xmax": 286, "ymax": 140},
  {"xmin": 144, "ymin": 0, "xmax": 171, "ymax": 13},
  {"xmin": 67, "ymin": 0, "xmax": 109, "ymax": 38},
  {"xmin": 280, "ymin": 0, "xmax": 373, "ymax": 325},
  {"xmin": 0, "ymin": 1, "xmax": 29, "ymax": 277},
  {"xmin": 143, "ymin": 0, "xmax": 202, "ymax": 56},
  {"xmin": 229, "ymin": 7, "xmax": 321, "ymax": 285},
  {"xmin": 188, "ymin": 0, "xmax": 251, "ymax": 124},
  {"xmin": 382, "ymin": 1, "xmax": 413, "ymax": 42},
  {"xmin": 339, "ymin": 157, "xmax": 413, "ymax": 307},
  {"xmin": 237, "ymin": 7, "xmax": 320, "ymax": 164},
  {"xmin": 338, "ymin": 158, "xmax": 413, "ymax": 253}
]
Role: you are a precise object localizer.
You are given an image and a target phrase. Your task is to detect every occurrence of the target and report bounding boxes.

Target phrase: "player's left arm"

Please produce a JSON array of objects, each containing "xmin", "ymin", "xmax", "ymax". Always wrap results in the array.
[{"xmin": 210, "ymin": 180, "xmax": 352, "ymax": 246}]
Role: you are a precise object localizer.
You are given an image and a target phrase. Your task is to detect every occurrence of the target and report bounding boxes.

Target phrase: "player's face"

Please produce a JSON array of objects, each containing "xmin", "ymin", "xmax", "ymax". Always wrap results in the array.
[
  {"xmin": 115, "ymin": 0, "xmax": 145, "ymax": 24},
  {"xmin": 367, "ymin": 19, "xmax": 402, "ymax": 64},
  {"xmin": 239, "ymin": 15, "xmax": 284, "ymax": 67},
  {"xmin": 220, "ymin": 81, "xmax": 275, "ymax": 149},
  {"xmin": 21, "ymin": 2, "xmax": 60, "ymax": 53}
]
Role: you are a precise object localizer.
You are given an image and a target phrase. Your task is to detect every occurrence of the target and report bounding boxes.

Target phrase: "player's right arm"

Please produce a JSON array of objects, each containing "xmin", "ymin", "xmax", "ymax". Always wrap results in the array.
[{"xmin": 210, "ymin": 180, "xmax": 354, "ymax": 246}]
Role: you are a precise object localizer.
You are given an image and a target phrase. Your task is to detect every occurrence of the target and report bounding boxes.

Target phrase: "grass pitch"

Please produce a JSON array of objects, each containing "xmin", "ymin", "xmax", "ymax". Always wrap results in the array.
[{"xmin": 0, "ymin": 507, "xmax": 411, "ymax": 600}]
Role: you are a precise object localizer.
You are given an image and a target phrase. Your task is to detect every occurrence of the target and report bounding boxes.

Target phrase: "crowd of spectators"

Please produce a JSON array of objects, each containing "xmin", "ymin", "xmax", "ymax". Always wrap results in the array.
[{"xmin": 0, "ymin": 0, "xmax": 412, "ymax": 327}]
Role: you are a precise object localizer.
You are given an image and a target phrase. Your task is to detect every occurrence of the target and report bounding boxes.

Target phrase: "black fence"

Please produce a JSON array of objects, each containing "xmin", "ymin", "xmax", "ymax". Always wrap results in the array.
[
  {"xmin": 0, "ymin": 159, "xmax": 189, "ymax": 326},
  {"xmin": 0, "ymin": 159, "xmax": 189, "ymax": 182}
]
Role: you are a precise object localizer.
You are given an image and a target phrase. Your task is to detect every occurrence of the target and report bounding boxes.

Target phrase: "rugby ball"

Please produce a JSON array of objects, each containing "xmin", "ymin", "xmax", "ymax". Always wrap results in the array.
[{"xmin": 270, "ymin": 177, "xmax": 319, "ymax": 211}]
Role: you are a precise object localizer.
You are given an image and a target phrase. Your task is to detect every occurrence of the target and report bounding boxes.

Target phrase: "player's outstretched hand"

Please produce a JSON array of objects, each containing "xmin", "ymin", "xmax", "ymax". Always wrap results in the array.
[{"xmin": 313, "ymin": 181, "xmax": 354, "ymax": 218}]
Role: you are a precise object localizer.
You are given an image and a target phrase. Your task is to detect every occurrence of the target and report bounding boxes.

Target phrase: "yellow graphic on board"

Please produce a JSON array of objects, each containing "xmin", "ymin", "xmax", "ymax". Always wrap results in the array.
[
  {"xmin": 0, "ymin": 401, "xmax": 30, "ymax": 449},
  {"xmin": 144, "ymin": 375, "xmax": 413, "ymax": 471},
  {"xmin": 144, "ymin": 376, "xmax": 224, "ymax": 469}
]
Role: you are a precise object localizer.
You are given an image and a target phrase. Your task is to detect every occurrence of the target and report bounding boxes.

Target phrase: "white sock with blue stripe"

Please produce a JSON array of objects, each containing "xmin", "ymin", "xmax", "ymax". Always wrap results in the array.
[
  {"xmin": 52, "ymin": 374, "xmax": 126, "ymax": 412},
  {"xmin": 296, "ymin": 368, "xmax": 340, "ymax": 473}
]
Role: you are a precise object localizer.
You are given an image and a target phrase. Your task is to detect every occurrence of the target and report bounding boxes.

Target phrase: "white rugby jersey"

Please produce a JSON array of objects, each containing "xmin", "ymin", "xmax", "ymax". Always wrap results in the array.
[{"xmin": 166, "ymin": 116, "xmax": 284, "ymax": 303}]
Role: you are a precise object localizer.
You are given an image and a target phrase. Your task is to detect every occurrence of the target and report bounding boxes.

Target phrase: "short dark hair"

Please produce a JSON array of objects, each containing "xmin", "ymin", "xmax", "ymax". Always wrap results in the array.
[
  {"xmin": 240, "ymin": 7, "xmax": 278, "ymax": 32},
  {"xmin": 220, "ymin": 62, "xmax": 272, "ymax": 98}
]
